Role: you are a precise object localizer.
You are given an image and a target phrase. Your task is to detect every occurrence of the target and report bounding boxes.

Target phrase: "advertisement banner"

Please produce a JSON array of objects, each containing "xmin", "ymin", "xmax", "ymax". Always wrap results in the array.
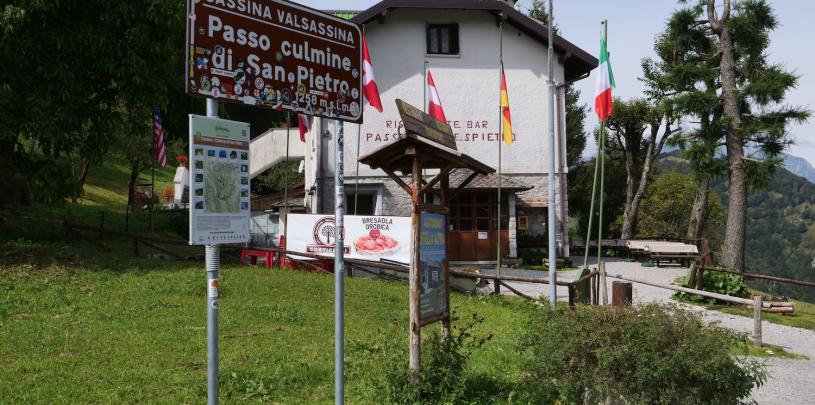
[
  {"xmin": 287, "ymin": 214, "xmax": 410, "ymax": 264},
  {"xmin": 419, "ymin": 212, "xmax": 447, "ymax": 321},
  {"xmin": 186, "ymin": 0, "xmax": 363, "ymax": 123},
  {"xmin": 188, "ymin": 115, "xmax": 251, "ymax": 245}
]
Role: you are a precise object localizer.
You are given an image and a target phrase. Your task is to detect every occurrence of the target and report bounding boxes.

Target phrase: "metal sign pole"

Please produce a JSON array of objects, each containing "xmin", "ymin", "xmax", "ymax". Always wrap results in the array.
[
  {"xmin": 205, "ymin": 98, "xmax": 220, "ymax": 405},
  {"xmin": 333, "ymin": 119, "xmax": 346, "ymax": 405},
  {"xmin": 546, "ymin": 0, "xmax": 558, "ymax": 309}
]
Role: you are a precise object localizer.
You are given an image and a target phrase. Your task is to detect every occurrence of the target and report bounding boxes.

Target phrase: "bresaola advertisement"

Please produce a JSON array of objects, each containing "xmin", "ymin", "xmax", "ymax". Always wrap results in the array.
[
  {"xmin": 287, "ymin": 214, "xmax": 411, "ymax": 264},
  {"xmin": 186, "ymin": 0, "xmax": 363, "ymax": 123}
]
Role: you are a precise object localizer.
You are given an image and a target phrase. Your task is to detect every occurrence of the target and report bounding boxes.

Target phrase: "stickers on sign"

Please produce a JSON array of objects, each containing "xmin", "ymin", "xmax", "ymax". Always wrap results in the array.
[
  {"xmin": 234, "ymin": 70, "xmax": 246, "ymax": 85},
  {"xmin": 255, "ymin": 77, "xmax": 264, "ymax": 89},
  {"xmin": 234, "ymin": 84, "xmax": 243, "ymax": 96},
  {"xmin": 208, "ymin": 279, "xmax": 220, "ymax": 298}
]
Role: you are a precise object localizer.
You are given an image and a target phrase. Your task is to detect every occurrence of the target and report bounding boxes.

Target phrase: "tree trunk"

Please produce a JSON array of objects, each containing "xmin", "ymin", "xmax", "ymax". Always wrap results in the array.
[
  {"xmin": 709, "ymin": 2, "xmax": 746, "ymax": 271},
  {"xmin": 621, "ymin": 123, "xmax": 670, "ymax": 240},
  {"xmin": 686, "ymin": 178, "xmax": 710, "ymax": 240},
  {"xmin": 128, "ymin": 160, "xmax": 142, "ymax": 207},
  {"xmin": 619, "ymin": 148, "xmax": 637, "ymax": 239},
  {"xmin": 71, "ymin": 159, "xmax": 91, "ymax": 203}
]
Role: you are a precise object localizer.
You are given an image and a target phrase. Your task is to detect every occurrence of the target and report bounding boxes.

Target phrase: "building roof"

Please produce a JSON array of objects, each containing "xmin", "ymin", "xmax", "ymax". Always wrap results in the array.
[
  {"xmin": 270, "ymin": 198, "xmax": 306, "ymax": 209},
  {"xmin": 448, "ymin": 169, "xmax": 531, "ymax": 191},
  {"xmin": 350, "ymin": 0, "xmax": 597, "ymax": 82}
]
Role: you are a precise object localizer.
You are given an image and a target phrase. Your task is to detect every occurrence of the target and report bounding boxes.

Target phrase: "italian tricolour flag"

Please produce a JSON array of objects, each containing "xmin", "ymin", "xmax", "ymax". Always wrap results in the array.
[{"xmin": 594, "ymin": 38, "xmax": 615, "ymax": 121}]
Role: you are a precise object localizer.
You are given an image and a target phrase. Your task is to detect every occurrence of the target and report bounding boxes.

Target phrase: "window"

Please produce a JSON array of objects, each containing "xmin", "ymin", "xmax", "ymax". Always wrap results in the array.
[
  {"xmin": 426, "ymin": 24, "xmax": 459, "ymax": 55},
  {"xmin": 346, "ymin": 194, "xmax": 375, "ymax": 216},
  {"xmin": 449, "ymin": 192, "xmax": 511, "ymax": 232}
]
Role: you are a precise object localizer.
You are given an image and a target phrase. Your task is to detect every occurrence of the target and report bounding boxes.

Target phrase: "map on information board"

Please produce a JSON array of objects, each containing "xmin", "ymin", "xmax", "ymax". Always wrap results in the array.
[{"xmin": 188, "ymin": 115, "xmax": 251, "ymax": 245}]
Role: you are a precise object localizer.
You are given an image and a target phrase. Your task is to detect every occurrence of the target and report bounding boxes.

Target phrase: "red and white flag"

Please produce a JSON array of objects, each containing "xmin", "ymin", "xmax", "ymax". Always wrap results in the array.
[
  {"xmin": 362, "ymin": 36, "xmax": 383, "ymax": 113},
  {"xmin": 297, "ymin": 114, "xmax": 310, "ymax": 142},
  {"xmin": 426, "ymin": 68, "xmax": 447, "ymax": 123},
  {"xmin": 152, "ymin": 107, "xmax": 167, "ymax": 167}
]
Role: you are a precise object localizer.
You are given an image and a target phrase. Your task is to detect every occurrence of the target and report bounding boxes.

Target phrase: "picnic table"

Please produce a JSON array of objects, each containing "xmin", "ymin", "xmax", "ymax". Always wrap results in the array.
[{"xmin": 644, "ymin": 243, "xmax": 699, "ymax": 267}]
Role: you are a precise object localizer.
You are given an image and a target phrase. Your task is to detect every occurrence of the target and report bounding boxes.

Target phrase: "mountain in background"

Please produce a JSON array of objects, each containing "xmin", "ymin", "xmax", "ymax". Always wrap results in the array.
[
  {"xmin": 784, "ymin": 153, "xmax": 815, "ymax": 184},
  {"xmin": 657, "ymin": 153, "xmax": 815, "ymax": 303}
]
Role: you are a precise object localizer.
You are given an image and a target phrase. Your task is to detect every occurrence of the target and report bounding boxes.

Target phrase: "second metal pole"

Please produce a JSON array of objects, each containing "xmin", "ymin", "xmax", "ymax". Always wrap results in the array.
[
  {"xmin": 546, "ymin": 0, "xmax": 558, "ymax": 309},
  {"xmin": 333, "ymin": 120, "xmax": 346, "ymax": 405},
  {"xmin": 205, "ymin": 97, "xmax": 219, "ymax": 405}
]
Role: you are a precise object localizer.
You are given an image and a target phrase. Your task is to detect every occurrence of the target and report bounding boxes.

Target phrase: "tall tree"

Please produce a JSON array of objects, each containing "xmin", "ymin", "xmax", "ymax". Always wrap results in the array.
[
  {"xmin": 642, "ymin": 7, "xmax": 725, "ymax": 241},
  {"xmin": 676, "ymin": 0, "xmax": 809, "ymax": 268},
  {"xmin": 602, "ymin": 98, "xmax": 678, "ymax": 239},
  {"xmin": 0, "ymin": 0, "xmax": 189, "ymax": 205}
]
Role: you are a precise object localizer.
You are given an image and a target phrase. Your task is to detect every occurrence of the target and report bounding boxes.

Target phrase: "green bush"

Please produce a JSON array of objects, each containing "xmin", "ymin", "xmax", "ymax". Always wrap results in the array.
[
  {"xmin": 520, "ymin": 249, "xmax": 547, "ymax": 266},
  {"xmin": 677, "ymin": 269, "xmax": 749, "ymax": 304},
  {"xmin": 519, "ymin": 304, "xmax": 766, "ymax": 404},
  {"xmin": 377, "ymin": 314, "xmax": 495, "ymax": 404}
]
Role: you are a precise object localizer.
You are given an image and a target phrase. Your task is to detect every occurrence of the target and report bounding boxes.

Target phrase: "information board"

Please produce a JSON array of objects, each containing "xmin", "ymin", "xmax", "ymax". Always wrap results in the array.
[
  {"xmin": 287, "ymin": 214, "xmax": 411, "ymax": 264},
  {"xmin": 188, "ymin": 115, "xmax": 251, "ymax": 245},
  {"xmin": 186, "ymin": 0, "xmax": 363, "ymax": 123},
  {"xmin": 419, "ymin": 211, "xmax": 447, "ymax": 321}
]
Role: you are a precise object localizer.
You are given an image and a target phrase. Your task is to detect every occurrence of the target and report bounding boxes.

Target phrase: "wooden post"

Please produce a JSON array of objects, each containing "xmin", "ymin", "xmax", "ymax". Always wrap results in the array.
[
  {"xmin": 599, "ymin": 261, "xmax": 608, "ymax": 305},
  {"xmin": 687, "ymin": 262, "xmax": 697, "ymax": 287},
  {"xmin": 753, "ymin": 295, "xmax": 763, "ymax": 347},
  {"xmin": 409, "ymin": 154, "xmax": 421, "ymax": 383},
  {"xmin": 440, "ymin": 172, "xmax": 451, "ymax": 341},
  {"xmin": 612, "ymin": 281, "xmax": 633, "ymax": 307}
]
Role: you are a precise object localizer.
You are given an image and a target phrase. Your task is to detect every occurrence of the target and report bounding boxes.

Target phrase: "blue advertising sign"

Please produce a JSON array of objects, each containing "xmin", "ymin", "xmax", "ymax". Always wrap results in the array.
[{"xmin": 419, "ymin": 211, "xmax": 447, "ymax": 321}]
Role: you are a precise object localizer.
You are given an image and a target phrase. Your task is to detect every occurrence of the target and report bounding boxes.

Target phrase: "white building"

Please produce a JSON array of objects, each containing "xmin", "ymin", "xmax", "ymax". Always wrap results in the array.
[{"xmin": 257, "ymin": 0, "xmax": 596, "ymax": 262}]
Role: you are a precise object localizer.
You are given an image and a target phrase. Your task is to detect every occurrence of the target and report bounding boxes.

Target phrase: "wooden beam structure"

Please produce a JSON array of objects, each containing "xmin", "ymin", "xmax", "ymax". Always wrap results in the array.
[{"xmin": 357, "ymin": 99, "xmax": 495, "ymax": 384}]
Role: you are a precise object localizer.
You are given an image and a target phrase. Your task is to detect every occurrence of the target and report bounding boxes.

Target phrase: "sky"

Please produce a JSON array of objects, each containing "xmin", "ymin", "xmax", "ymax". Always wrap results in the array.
[{"xmin": 298, "ymin": 0, "xmax": 815, "ymax": 164}]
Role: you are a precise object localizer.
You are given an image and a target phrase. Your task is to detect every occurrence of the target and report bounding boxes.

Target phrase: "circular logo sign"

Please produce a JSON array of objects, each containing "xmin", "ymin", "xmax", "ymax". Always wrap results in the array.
[{"xmin": 313, "ymin": 217, "xmax": 337, "ymax": 245}]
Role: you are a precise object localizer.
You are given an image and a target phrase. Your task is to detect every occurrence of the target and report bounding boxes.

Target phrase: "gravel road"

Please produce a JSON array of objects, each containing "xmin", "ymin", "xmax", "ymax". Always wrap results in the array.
[{"xmin": 479, "ymin": 258, "xmax": 815, "ymax": 405}]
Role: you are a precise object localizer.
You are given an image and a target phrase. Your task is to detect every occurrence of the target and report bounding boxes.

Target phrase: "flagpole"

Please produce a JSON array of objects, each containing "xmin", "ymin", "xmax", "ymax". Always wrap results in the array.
[
  {"xmin": 597, "ymin": 20, "xmax": 609, "ymax": 305},
  {"xmin": 283, "ymin": 112, "xmax": 290, "ymax": 243},
  {"xmin": 354, "ymin": 125, "xmax": 361, "ymax": 215},
  {"xmin": 355, "ymin": 27, "xmax": 365, "ymax": 216},
  {"xmin": 496, "ymin": 19, "xmax": 504, "ymax": 295},
  {"xmin": 422, "ymin": 59, "xmax": 428, "ymax": 204},
  {"xmin": 423, "ymin": 60, "xmax": 428, "ymax": 113},
  {"xmin": 150, "ymin": 110, "xmax": 156, "ymax": 233},
  {"xmin": 546, "ymin": 0, "xmax": 558, "ymax": 308}
]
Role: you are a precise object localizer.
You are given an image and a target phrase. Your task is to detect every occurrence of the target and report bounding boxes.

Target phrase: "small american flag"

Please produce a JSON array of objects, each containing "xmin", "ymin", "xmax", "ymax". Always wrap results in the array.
[{"xmin": 152, "ymin": 107, "xmax": 167, "ymax": 167}]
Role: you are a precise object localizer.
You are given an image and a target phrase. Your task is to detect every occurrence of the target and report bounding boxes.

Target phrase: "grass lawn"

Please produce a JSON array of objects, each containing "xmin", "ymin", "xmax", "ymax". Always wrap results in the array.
[
  {"xmin": 0, "ymin": 239, "xmax": 536, "ymax": 403},
  {"xmin": 737, "ymin": 342, "xmax": 807, "ymax": 360}
]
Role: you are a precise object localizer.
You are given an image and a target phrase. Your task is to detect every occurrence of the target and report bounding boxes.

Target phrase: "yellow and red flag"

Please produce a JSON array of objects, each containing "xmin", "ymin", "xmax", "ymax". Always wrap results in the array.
[{"xmin": 500, "ymin": 65, "xmax": 513, "ymax": 145}]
